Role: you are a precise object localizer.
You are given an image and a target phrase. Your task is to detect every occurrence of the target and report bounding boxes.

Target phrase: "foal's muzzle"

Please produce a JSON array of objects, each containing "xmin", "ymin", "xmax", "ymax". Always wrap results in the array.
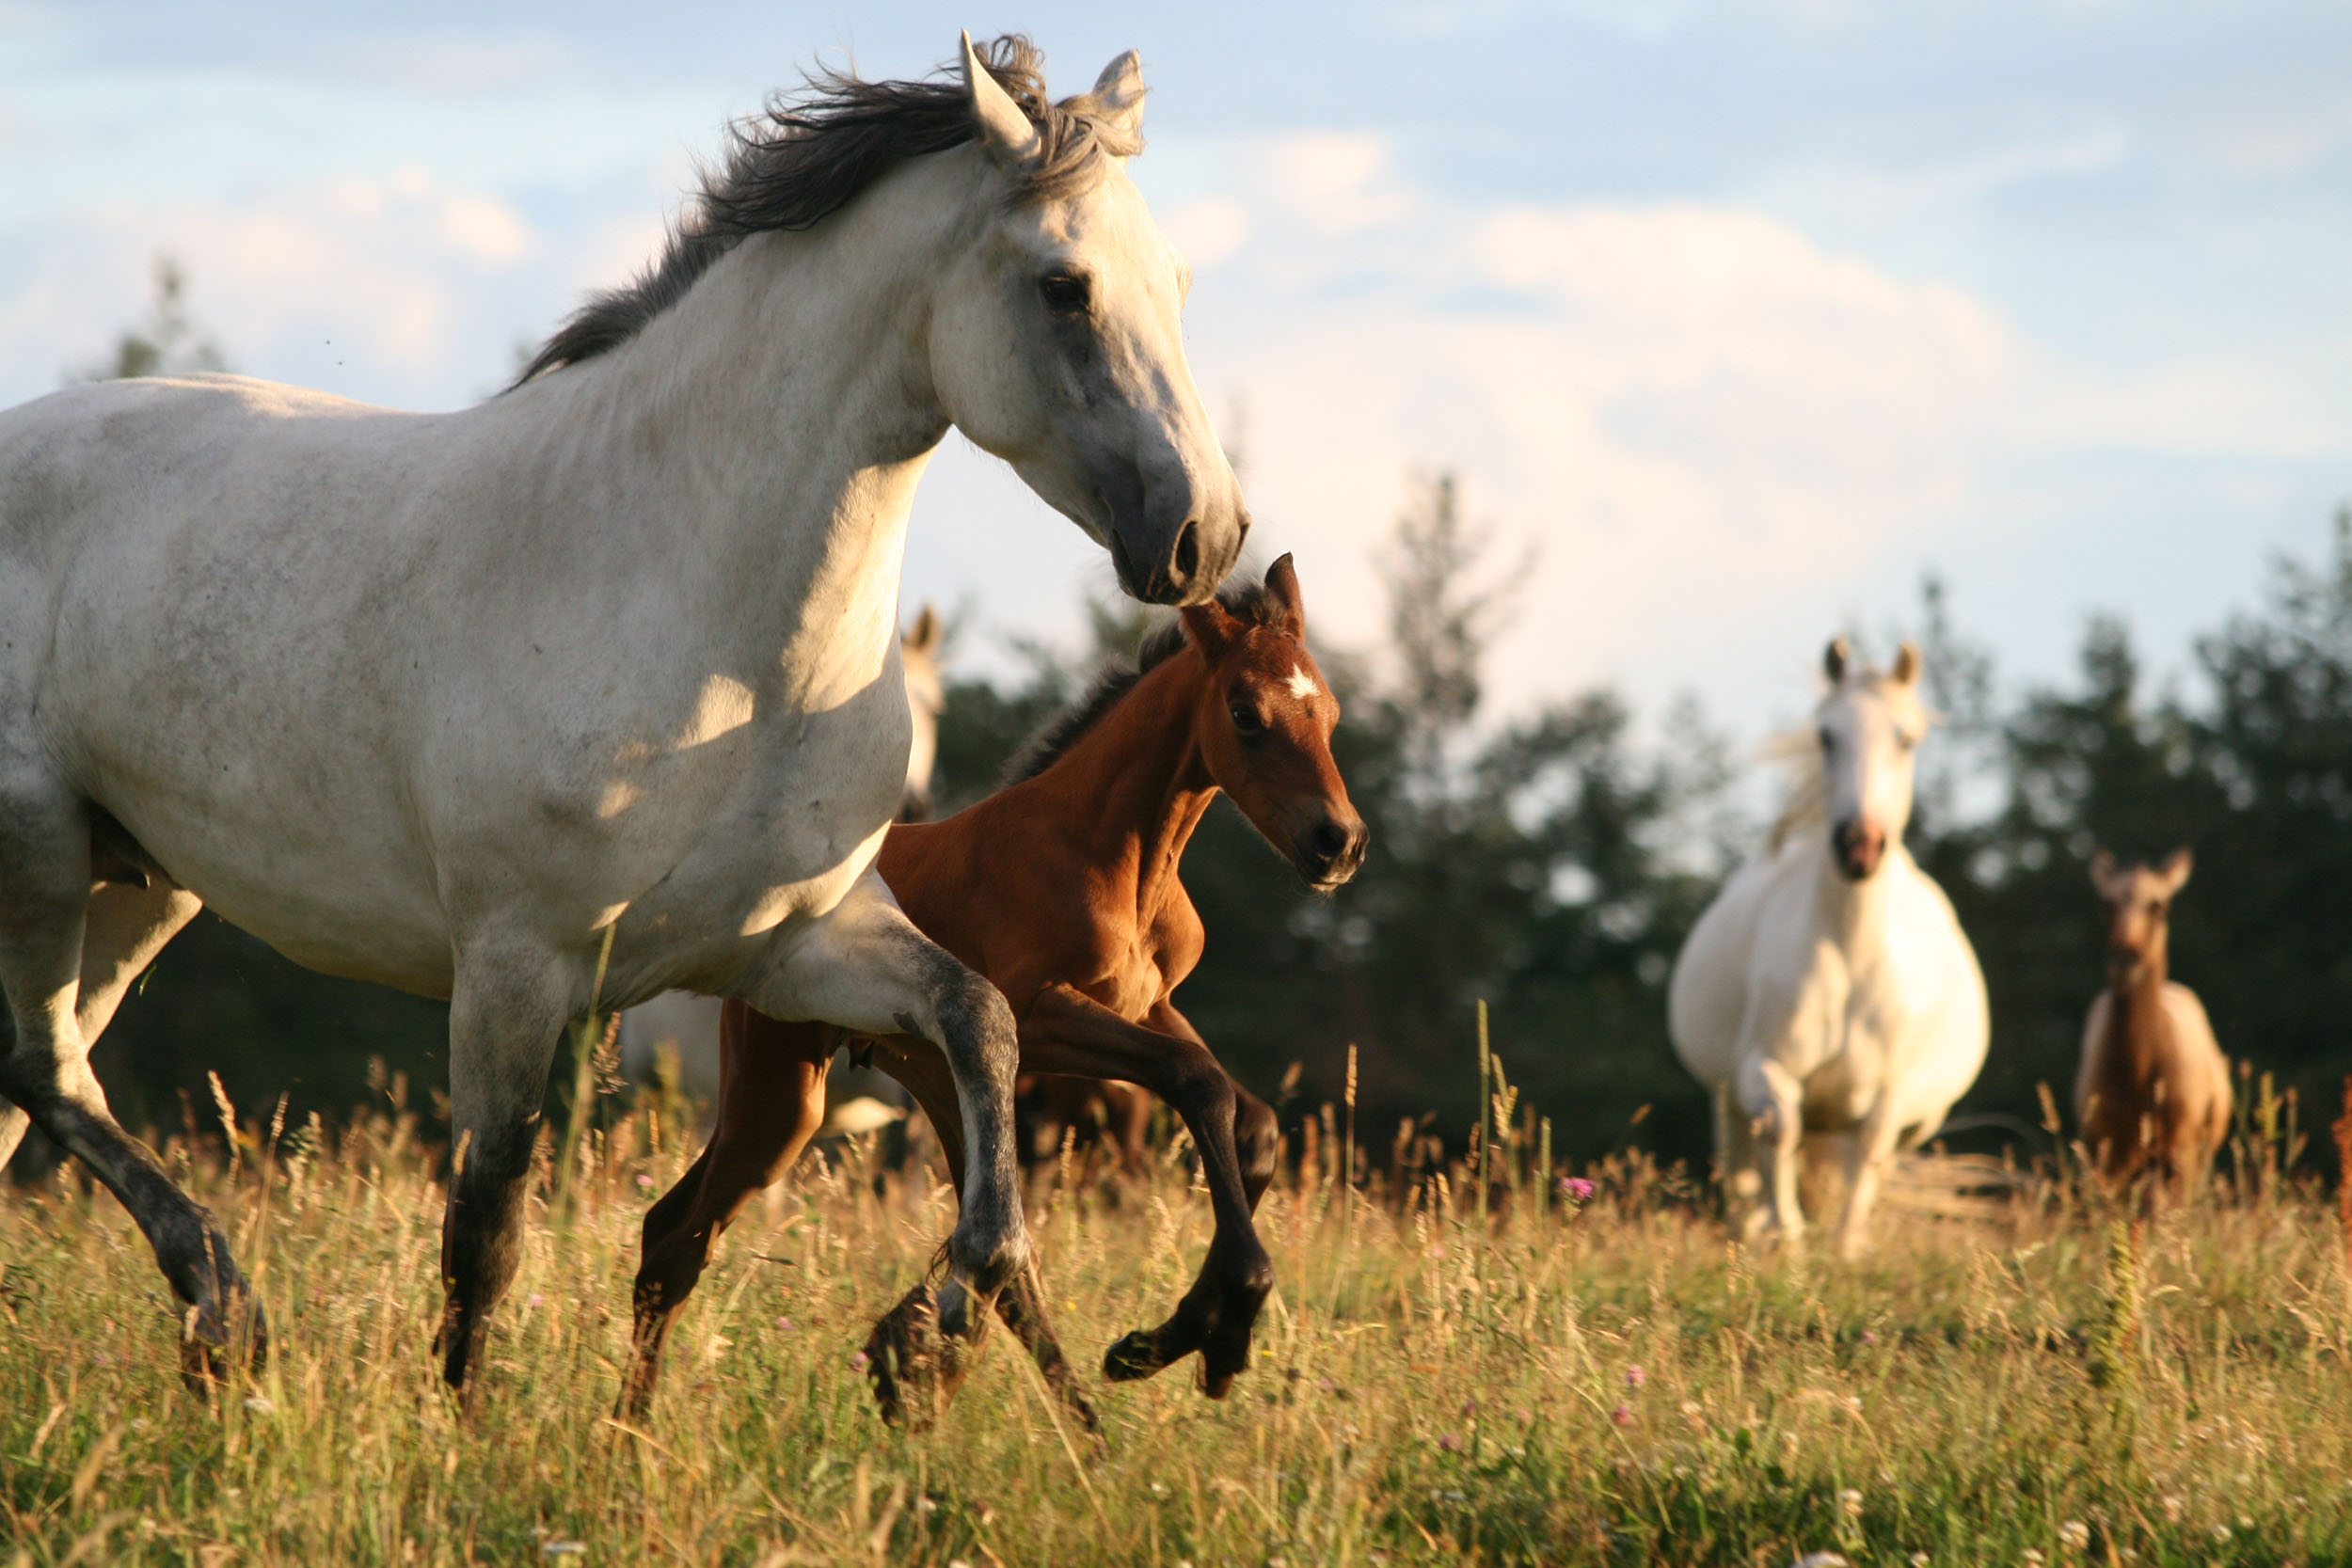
[{"xmin": 1295, "ymin": 811, "xmax": 1370, "ymax": 892}]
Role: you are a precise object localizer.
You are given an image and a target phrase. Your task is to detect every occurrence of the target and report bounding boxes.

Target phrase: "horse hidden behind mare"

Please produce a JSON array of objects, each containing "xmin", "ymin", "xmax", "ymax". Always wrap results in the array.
[
  {"xmin": 2075, "ymin": 848, "xmax": 2231, "ymax": 1203},
  {"xmin": 624, "ymin": 555, "xmax": 1366, "ymax": 1426},
  {"xmin": 1669, "ymin": 638, "xmax": 1989, "ymax": 1258}
]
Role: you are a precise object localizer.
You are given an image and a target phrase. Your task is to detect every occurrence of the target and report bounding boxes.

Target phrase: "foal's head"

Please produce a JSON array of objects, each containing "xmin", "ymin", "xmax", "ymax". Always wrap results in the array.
[
  {"xmin": 1814, "ymin": 637, "xmax": 1931, "ymax": 881},
  {"xmin": 2090, "ymin": 847, "xmax": 2190, "ymax": 986},
  {"xmin": 1178, "ymin": 555, "xmax": 1368, "ymax": 892}
]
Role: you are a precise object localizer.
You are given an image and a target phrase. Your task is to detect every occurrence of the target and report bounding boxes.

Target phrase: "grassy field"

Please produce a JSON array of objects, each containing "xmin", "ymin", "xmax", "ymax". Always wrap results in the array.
[{"xmin": 3, "ymin": 1077, "xmax": 2350, "ymax": 1567}]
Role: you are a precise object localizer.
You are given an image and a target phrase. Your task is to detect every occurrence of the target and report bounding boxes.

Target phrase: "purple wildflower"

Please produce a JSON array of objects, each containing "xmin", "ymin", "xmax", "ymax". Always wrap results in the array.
[
  {"xmin": 1560, "ymin": 1176, "xmax": 1596, "ymax": 1202},
  {"xmin": 1611, "ymin": 1403, "xmax": 1633, "ymax": 1427},
  {"xmin": 1625, "ymin": 1365, "xmax": 1645, "ymax": 1388}
]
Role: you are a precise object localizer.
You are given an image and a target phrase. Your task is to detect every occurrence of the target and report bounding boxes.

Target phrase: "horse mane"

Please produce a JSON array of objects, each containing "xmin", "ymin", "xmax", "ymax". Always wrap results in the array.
[
  {"xmin": 999, "ymin": 579, "xmax": 1290, "ymax": 786},
  {"xmin": 1764, "ymin": 666, "xmax": 1934, "ymax": 853},
  {"xmin": 514, "ymin": 35, "xmax": 1138, "ymax": 384}
]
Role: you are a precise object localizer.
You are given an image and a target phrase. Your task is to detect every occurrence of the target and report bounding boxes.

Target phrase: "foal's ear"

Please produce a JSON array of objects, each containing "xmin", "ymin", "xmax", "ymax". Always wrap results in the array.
[
  {"xmin": 1181, "ymin": 597, "xmax": 1244, "ymax": 661},
  {"xmin": 1263, "ymin": 553, "xmax": 1306, "ymax": 638},
  {"xmin": 904, "ymin": 603, "xmax": 942, "ymax": 657},
  {"xmin": 1823, "ymin": 637, "xmax": 1851, "ymax": 684},
  {"xmin": 961, "ymin": 32, "xmax": 1041, "ymax": 169},
  {"xmin": 1089, "ymin": 49, "xmax": 1147, "ymax": 145},
  {"xmin": 1891, "ymin": 640, "xmax": 1922, "ymax": 687},
  {"xmin": 2157, "ymin": 846, "xmax": 2194, "ymax": 894},
  {"xmin": 2090, "ymin": 848, "xmax": 2117, "ymax": 894}
]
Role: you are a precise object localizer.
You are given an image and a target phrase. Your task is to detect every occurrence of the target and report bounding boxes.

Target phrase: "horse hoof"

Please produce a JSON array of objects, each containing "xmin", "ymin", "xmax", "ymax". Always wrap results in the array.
[
  {"xmin": 176, "ymin": 1293, "xmax": 269, "ymax": 1393},
  {"xmin": 866, "ymin": 1284, "xmax": 974, "ymax": 1430},
  {"xmin": 1102, "ymin": 1330, "xmax": 1168, "ymax": 1383}
]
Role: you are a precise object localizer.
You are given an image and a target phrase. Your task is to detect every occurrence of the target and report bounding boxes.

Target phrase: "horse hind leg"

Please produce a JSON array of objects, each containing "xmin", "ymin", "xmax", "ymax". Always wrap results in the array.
[
  {"xmin": 621, "ymin": 1004, "xmax": 832, "ymax": 1420},
  {"xmin": 0, "ymin": 789, "xmax": 254, "ymax": 1385}
]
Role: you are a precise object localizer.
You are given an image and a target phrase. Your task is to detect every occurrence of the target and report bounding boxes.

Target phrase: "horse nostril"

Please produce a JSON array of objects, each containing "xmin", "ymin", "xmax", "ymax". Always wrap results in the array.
[
  {"xmin": 1311, "ymin": 821, "xmax": 1348, "ymax": 862},
  {"xmin": 1169, "ymin": 519, "xmax": 1200, "ymax": 590}
]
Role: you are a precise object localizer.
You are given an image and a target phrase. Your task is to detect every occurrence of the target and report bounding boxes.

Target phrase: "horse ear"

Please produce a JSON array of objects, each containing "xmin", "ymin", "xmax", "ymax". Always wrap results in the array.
[
  {"xmin": 1892, "ymin": 640, "xmax": 1922, "ymax": 687},
  {"xmin": 2090, "ymin": 848, "xmax": 2116, "ymax": 893},
  {"xmin": 904, "ymin": 604, "xmax": 942, "ymax": 657},
  {"xmin": 961, "ymin": 33, "xmax": 1041, "ymax": 169},
  {"xmin": 1089, "ymin": 49, "xmax": 1147, "ymax": 144},
  {"xmin": 1263, "ymin": 553, "xmax": 1305, "ymax": 637},
  {"xmin": 1823, "ymin": 637, "xmax": 1851, "ymax": 684},
  {"xmin": 2158, "ymin": 847, "xmax": 2193, "ymax": 893},
  {"xmin": 1181, "ymin": 597, "xmax": 1243, "ymax": 661}
]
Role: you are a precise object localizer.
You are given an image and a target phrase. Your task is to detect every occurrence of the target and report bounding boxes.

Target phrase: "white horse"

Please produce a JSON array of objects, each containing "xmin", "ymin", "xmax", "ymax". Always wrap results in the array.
[
  {"xmin": 0, "ymin": 35, "xmax": 1244, "ymax": 1398},
  {"xmin": 616, "ymin": 606, "xmax": 945, "ymax": 1111},
  {"xmin": 1669, "ymin": 639, "xmax": 1988, "ymax": 1257}
]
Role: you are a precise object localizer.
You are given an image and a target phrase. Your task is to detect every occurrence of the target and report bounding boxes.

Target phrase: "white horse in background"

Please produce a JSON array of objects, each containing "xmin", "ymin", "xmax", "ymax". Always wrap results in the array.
[
  {"xmin": 618, "ymin": 605, "xmax": 946, "ymax": 1115},
  {"xmin": 1669, "ymin": 639, "xmax": 1988, "ymax": 1257},
  {"xmin": 0, "ymin": 34, "xmax": 1245, "ymax": 1400}
]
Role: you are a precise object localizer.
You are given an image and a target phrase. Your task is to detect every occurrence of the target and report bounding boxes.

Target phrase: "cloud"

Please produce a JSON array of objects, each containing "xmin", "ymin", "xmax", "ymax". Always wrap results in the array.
[
  {"xmin": 1179, "ymin": 131, "xmax": 2027, "ymax": 717},
  {"xmin": 0, "ymin": 167, "xmax": 545, "ymax": 404}
]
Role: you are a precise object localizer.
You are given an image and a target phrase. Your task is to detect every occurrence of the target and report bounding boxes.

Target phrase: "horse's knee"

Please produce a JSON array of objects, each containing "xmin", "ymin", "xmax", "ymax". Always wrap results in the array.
[{"xmin": 1233, "ymin": 1092, "xmax": 1279, "ymax": 1190}]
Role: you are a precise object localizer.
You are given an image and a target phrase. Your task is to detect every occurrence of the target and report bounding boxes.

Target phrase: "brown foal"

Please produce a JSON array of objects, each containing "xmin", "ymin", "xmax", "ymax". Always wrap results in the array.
[
  {"xmin": 2075, "ymin": 847, "xmax": 2233, "ymax": 1204},
  {"xmin": 623, "ymin": 555, "xmax": 1367, "ymax": 1425}
]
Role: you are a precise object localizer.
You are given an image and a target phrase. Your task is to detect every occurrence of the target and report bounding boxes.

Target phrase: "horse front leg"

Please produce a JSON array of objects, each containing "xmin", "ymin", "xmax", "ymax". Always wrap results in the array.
[
  {"xmin": 1835, "ymin": 1101, "xmax": 1904, "ymax": 1260},
  {"xmin": 867, "ymin": 1037, "xmax": 1098, "ymax": 1435},
  {"xmin": 1019, "ymin": 985, "xmax": 1275, "ymax": 1399},
  {"xmin": 621, "ymin": 1003, "xmax": 833, "ymax": 1420},
  {"xmin": 1740, "ymin": 1056, "xmax": 1807, "ymax": 1252},
  {"xmin": 435, "ymin": 943, "xmax": 573, "ymax": 1409},
  {"xmin": 752, "ymin": 872, "xmax": 1029, "ymax": 1420}
]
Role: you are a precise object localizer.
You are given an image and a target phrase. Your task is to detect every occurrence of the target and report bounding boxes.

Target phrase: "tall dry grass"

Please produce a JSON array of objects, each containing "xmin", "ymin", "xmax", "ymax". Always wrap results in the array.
[{"xmin": 3, "ymin": 1076, "xmax": 2350, "ymax": 1566}]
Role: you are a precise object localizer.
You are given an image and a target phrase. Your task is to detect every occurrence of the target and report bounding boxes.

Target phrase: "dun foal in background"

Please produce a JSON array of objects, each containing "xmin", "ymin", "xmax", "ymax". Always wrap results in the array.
[
  {"xmin": 625, "ymin": 556, "xmax": 1366, "ymax": 1426},
  {"xmin": 2075, "ymin": 848, "xmax": 2232, "ymax": 1202}
]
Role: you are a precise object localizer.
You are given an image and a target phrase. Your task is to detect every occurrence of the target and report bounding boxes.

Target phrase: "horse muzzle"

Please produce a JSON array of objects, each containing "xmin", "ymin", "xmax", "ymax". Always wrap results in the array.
[
  {"xmin": 1295, "ymin": 811, "xmax": 1370, "ymax": 893},
  {"xmin": 1831, "ymin": 819, "xmax": 1886, "ymax": 881}
]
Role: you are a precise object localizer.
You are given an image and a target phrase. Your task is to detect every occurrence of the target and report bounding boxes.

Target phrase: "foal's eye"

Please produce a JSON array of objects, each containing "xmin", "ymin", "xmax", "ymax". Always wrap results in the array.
[
  {"xmin": 1818, "ymin": 726, "xmax": 1835, "ymax": 750},
  {"xmin": 1039, "ymin": 272, "xmax": 1091, "ymax": 313},
  {"xmin": 1231, "ymin": 703, "xmax": 1266, "ymax": 736}
]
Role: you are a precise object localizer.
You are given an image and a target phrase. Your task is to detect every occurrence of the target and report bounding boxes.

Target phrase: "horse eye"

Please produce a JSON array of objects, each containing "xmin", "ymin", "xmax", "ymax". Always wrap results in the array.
[
  {"xmin": 1039, "ymin": 272, "xmax": 1090, "ymax": 313},
  {"xmin": 1818, "ymin": 726, "xmax": 1835, "ymax": 750},
  {"xmin": 1230, "ymin": 703, "xmax": 1265, "ymax": 736}
]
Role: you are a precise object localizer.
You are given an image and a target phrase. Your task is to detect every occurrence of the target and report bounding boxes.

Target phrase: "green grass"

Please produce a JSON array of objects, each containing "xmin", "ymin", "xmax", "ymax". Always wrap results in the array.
[{"xmin": 4, "ymin": 1094, "xmax": 2350, "ymax": 1566}]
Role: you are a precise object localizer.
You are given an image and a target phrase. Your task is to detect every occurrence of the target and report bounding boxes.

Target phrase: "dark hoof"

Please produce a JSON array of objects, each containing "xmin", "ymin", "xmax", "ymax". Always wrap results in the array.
[
  {"xmin": 1103, "ymin": 1328, "xmax": 1178, "ymax": 1384},
  {"xmin": 176, "ymin": 1292, "xmax": 269, "ymax": 1393},
  {"xmin": 865, "ymin": 1284, "xmax": 972, "ymax": 1430}
]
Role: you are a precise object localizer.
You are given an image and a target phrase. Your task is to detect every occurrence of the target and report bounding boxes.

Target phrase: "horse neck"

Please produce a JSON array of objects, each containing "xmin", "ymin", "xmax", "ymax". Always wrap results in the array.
[
  {"xmin": 487, "ymin": 154, "xmax": 977, "ymax": 679},
  {"xmin": 2102, "ymin": 931, "xmax": 2172, "ymax": 1081},
  {"xmin": 1038, "ymin": 654, "xmax": 1217, "ymax": 917},
  {"xmin": 1811, "ymin": 832, "xmax": 1908, "ymax": 949}
]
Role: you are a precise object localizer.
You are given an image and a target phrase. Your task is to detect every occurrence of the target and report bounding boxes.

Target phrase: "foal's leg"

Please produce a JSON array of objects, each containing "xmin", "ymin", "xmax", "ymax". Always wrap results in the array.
[
  {"xmin": 749, "ymin": 873, "xmax": 1031, "ymax": 1406},
  {"xmin": 621, "ymin": 1005, "xmax": 833, "ymax": 1419},
  {"xmin": 434, "ymin": 942, "xmax": 572, "ymax": 1406},
  {"xmin": 0, "ymin": 796, "xmax": 258, "ymax": 1383},
  {"xmin": 869, "ymin": 1036, "xmax": 1099, "ymax": 1434},
  {"xmin": 1018, "ymin": 985, "xmax": 1277, "ymax": 1398}
]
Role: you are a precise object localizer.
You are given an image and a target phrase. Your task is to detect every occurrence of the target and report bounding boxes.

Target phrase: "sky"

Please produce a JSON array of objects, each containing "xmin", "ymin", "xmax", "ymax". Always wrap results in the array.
[{"xmin": 3, "ymin": 1, "xmax": 2347, "ymax": 743}]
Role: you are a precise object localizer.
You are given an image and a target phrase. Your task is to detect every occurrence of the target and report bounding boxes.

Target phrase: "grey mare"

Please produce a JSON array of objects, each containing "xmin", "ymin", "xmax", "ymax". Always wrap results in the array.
[{"xmin": 0, "ymin": 35, "xmax": 1243, "ymax": 1399}]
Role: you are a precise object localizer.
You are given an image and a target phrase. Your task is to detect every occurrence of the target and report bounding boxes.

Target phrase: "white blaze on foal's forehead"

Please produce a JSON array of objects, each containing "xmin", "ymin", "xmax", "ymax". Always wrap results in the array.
[{"xmin": 1285, "ymin": 665, "xmax": 1319, "ymax": 702}]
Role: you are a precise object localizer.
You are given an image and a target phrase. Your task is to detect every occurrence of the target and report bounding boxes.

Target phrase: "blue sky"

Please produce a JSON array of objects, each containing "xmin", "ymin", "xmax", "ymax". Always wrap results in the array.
[{"xmin": 4, "ymin": 1, "xmax": 2346, "ymax": 737}]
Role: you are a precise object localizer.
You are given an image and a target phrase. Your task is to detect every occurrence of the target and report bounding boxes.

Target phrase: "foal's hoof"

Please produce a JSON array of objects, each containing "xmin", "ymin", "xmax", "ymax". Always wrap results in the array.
[
  {"xmin": 1103, "ymin": 1327, "xmax": 1179, "ymax": 1385},
  {"xmin": 864, "ymin": 1284, "xmax": 971, "ymax": 1431}
]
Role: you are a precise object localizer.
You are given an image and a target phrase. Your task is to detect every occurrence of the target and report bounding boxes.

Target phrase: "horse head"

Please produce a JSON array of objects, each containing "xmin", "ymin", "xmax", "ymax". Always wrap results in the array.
[
  {"xmin": 1180, "ymin": 554, "xmax": 1367, "ymax": 892},
  {"xmin": 929, "ymin": 37, "xmax": 1248, "ymax": 606},
  {"xmin": 1815, "ymin": 637, "xmax": 1929, "ymax": 881},
  {"xmin": 2090, "ymin": 847, "xmax": 2190, "ymax": 986}
]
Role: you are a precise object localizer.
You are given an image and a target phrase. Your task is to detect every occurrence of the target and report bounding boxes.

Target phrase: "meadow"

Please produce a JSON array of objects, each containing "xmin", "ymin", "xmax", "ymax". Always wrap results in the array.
[{"xmin": 3, "ymin": 1071, "xmax": 2349, "ymax": 1567}]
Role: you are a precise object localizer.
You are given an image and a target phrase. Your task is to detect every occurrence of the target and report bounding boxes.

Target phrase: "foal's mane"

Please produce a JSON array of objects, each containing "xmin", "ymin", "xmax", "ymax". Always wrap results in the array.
[
  {"xmin": 515, "ymin": 35, "xmax": 1138, "ymax": 384},
  {"xmin": 1764, "ymin": 668, "xmax": 1933, "ymax": 852},
  {"xmin": 1000, "ymin": 580, "xmax": 1289, "ymax": 786}
]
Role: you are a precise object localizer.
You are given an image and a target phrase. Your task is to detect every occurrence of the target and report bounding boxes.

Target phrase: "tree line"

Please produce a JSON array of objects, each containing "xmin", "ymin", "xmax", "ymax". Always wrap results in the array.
[{"xmin": 44, "ymin": 268, "xmax": 2352, "ymax": 1178}]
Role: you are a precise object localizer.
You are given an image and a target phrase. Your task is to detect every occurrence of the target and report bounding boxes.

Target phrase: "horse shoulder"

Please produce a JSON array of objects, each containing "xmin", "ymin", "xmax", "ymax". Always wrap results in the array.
[
  {"xmin": 2158, "ymin": 981, "xmax": 2230, "ymax": 1085},
  {"xmin": 1147, "ymin": 881, "xmax": 1206, "ymax": 993},
  {"xmin": 1669, "ymin": 852, "xmax": 1795, "ymax": 1081}
]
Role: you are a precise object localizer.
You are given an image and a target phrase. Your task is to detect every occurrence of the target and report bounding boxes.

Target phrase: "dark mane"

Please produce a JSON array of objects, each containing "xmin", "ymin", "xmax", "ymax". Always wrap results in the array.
[
  {"xmin": 1000, "ymin": 579, "xmax": 1290, "ymax": 786},
  {"xmin": 513, "ymin": 36, "xmax": 1136, "ymax": 384}
]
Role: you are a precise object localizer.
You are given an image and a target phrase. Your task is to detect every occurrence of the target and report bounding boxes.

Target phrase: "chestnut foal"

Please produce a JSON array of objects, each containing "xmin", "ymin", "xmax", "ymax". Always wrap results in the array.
[
  {"xmin": 2075, "ymin": 848, "xmax": 2233, "ymax": 1204},
  {"xmin": 624, "ymin": 556, "xmax": 1367, "ymax": 1424}
]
